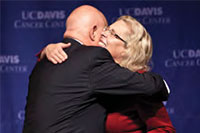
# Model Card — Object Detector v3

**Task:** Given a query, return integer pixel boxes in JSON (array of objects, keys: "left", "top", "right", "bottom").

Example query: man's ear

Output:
[{"left": 89, "top": 25, "right": 97, "bottom": 41}]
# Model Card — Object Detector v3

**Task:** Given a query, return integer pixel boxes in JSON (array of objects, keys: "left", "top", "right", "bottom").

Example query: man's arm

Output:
[
  {"left": 38, "top": 43, "right": 168, "bottom": 100},
  {"left": 90, "top": 47, "right": 169, "bottom": 101}
]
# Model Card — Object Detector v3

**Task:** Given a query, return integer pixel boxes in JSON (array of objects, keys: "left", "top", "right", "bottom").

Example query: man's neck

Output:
[
  {"left": 67, "top": 37, "right": 83, "bottom": 45},
  {"left": 64, "top": 32, "right": 90, "bottom": 46}
]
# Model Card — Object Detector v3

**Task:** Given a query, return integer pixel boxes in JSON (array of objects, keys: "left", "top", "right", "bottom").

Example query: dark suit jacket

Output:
[{"left": 23, "top": 38, "right": 168, "bottom": 133}]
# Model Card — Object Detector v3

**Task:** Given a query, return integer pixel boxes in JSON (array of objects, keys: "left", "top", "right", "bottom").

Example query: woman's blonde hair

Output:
[{"left": 118, "top": 16, "right": 153, "bottom": 72}]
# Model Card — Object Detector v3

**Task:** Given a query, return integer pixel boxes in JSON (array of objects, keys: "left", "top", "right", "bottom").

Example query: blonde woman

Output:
[
  {"left": 40, "top": 16, "right": 175, "bottom": 132},
  {"left": 101, "top": 16, "right": 175, "bottom": 133}
]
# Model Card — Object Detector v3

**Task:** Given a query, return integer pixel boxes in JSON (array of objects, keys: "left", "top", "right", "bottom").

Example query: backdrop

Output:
[{"left": 1, "top": 1, "right": 200, "bottom": 133}]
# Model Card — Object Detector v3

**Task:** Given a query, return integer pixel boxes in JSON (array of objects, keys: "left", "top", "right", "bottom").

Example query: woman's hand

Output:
[{"left": 41, "top": 43, "right": 71, "bottom": 64}]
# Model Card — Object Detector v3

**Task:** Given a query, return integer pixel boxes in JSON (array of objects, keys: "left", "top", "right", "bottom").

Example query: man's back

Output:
[
  {"left": 23, "top": 38, "right": 108, "bottom": 133},
  {"left": 23, "top": 38, "right": 168, "bottom": 133}
]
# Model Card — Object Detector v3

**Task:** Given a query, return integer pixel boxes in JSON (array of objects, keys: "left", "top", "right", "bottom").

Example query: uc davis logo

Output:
[
  {"left": 165, "top": 49, "right": 200, "bottom": 67},
  {"left": 0, "top": 55, "right": 27, "bottom": 73},
  {"left": 14, "top": 10, "right": 66, "bottom": 29},
  {"left": 112, "top": 7, "right": 171, "bottom": 25}
]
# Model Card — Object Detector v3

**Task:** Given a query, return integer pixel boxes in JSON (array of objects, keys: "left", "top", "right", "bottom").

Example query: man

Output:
[{"left": 23, "top": 5, "right": 168, "bottom": 133}]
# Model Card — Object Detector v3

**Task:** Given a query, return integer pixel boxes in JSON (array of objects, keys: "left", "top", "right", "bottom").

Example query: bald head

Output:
[{"left": 63, "top": 5, "right": 107, "bottom": 46}]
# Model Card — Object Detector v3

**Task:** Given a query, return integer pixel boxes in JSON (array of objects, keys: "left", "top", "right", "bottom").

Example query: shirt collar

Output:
[{"left": 73, "top": 38, "right": 84, "bottom": 45}]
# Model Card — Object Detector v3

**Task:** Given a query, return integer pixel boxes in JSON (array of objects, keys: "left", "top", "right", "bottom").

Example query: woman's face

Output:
[{"left": 99, "top": 20, "right": 130, "bottom": 63}]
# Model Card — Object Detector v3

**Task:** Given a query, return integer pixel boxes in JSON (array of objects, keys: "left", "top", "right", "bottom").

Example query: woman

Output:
[
  {"left": 41, "top": 15, "right": 175, "bottom": 132},
  {"left": 100, "top": 16, "right": 175, "bottom": 133}
]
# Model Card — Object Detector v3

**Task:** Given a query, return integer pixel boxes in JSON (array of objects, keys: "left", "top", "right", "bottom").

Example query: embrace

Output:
[{"left": 23, "top": 5, "right": 175, "bottom": 133}]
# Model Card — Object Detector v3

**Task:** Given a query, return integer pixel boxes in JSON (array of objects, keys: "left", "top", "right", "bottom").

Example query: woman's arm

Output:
[{"left": 135, "top": 98, "right": 176, "bottom": 133}]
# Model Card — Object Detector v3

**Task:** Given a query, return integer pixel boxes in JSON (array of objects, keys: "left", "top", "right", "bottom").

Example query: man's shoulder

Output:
[
  {"left": 73, "top": 46, "right": 115, "bottom": 68},
  {"left": 63, "top": 38, "right": 111, "bottom": 57},
  {"left": 73, "top": 45, "right": 112, "bottom": 59}
]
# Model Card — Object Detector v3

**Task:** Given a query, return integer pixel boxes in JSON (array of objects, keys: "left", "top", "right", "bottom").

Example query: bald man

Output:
[{"left": 23, "top": 5, "right": 168, "bottom": 133}]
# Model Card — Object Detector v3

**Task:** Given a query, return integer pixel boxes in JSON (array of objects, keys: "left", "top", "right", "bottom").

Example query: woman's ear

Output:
[{"left": 89, "top": 25, "right": 97, "bottom": 41}]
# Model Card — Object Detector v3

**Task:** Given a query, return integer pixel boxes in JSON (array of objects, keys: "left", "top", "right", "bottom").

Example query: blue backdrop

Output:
[{"left": 1, "top": 1, "right": 200, "bottom": 133}]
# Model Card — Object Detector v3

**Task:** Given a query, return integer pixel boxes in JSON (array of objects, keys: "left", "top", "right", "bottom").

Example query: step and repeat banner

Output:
[{"left": 1, "top": 1, "right": 200, "bottom": 133}]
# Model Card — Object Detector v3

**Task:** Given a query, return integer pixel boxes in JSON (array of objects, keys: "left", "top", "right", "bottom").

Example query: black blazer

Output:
[{"left": 23, "top": 38, "right": 168, "bottom": 133}]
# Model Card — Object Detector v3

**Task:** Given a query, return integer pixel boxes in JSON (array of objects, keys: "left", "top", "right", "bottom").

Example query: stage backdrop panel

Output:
[{"left": 1, "top": 1, "right": 200, "bottom": 133}]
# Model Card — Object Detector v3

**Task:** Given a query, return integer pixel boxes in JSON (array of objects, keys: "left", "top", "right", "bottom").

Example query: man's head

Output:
[{"left": 63, "top": 5, "right": 107, "bottom": 46}]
